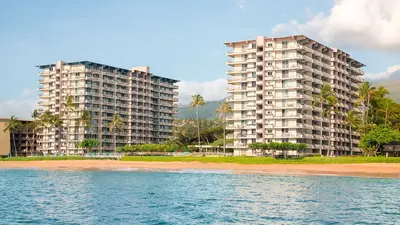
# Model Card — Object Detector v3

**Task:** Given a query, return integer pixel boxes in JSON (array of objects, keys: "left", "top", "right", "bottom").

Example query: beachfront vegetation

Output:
[
  {"left": 120, "top": 156, "right": 400, "bottom": 164},
  {"left": 77, "top": 139, "right": 100, "bottom": 153},
  {"left": 3, "top": 116, "right": 23, "bottom": 157},
  {"left": 249, "top": 142, "right": 308, "bottom": 158},
  {"left": 313, "top": 83, "right": 338, "bottom": 156},
  {"left": 78, "top": 110, "right": 92, "bottom": 137},
  {"left": 190, "top": 94, "right": 205, "bottom": 150},
  {"left": 216, "top": 102, "right": 233, "bottom": 154},
  {"left": 63, "top": 94, "right": 77, "bottom": 152},
  {"left": 359, "top": 126, "right": 400, "bottom": 156},
  {"left": 108, "top": 114, "right": 124, "bottom": 153},
  {"left": 0, "top": 156, "right": 111, "bottom": 161},
  {"left": 117, "top": 143, "right": 184, "bottom": 153},
  {"left": 349, "top": 82, "right": 400, "bottom": 156},
  {"left": 170, "top": 118, "right": 228, "bottom": 148}
]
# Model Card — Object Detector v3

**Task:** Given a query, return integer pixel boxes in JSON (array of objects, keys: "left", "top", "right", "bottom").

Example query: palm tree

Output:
[
  {"left": 52, "top": 114, "right": 63, "bottom": 154},
  {"left": 63, "top": 94, "right": 77, "bottom": 153},
  {"left": 216, "top": 102, "right": 232, "bottom": 154},
  {"left": 78, "top": 110, "right": 92, "bottom": 138},
  {"left": 379, "top": 98, "right": 394, "bottom": 127},
  {"left": 30, "top": 110, "right": 41, "bottom": 156},
  {"left": 4, "top": 116, "right": 22, "bottom": 157},
  {"left": 40, "top": 110, "right": 53, "bottom": 153},
  {"left": 324, "top": 95, "right": 338, "bottom": 156},
  {"left": 356, "top": 82, "right": 375, "bottom": 133},
  {"left": 108, "top": 113, "right": 124, "bottom": 153},
  {"left": 370, "top": 86, "right": 389, "bottom": 124},
  {"left": 190, "top": 94, "right": 205, "bottom": 151},
  {"left": 313, "top": 83, "right": 334, "bottom": 156},
  {"left": 343, "top": 110, "right": 360, "bottom": 155}
]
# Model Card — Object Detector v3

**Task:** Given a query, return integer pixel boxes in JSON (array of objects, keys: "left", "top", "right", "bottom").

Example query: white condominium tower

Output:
[
  {"left": 38, "top": 61, "right": 178, "bottom": 153},
  {"left": 225, "top": 35, "right": 364, "bottom": 156}
]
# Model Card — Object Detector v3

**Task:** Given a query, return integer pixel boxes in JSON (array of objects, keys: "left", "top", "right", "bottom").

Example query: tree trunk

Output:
[
  {"left": 12, "top": 132, "right": 17, "bottom": 157},
  {"left": 350, "top": 126, "right": 353, "bottom": 156},
  {"left": 223, "top": 126, "right": 226, "bottom": 154},
  {"left": 328, "top": 110, "right": 332, "bottom": 157},
  {"left": 385, "top": 107, "right": 388, "bottom": 126},
  {"left": 319, "top": 101, "right": 323, "bottom": 155},
  {"left": 66, "top": 120, "right": 69, "bottom": 155},
  {"left": 114, "top": 130, "right": 117, "bottom": 153},
  {"left": 366, "top": 95, "right": 370, "bottom": 125},
  {"left": 196, "top": 106, "right": 201, "bottom": 152}
]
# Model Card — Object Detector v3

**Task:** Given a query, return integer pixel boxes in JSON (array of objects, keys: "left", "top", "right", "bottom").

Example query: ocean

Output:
[{"left": 0, "top": 169, "right": 399, "bottom": 224}]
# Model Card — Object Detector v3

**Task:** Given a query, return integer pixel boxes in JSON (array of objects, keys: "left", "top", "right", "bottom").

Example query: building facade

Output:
[
  {"left": 0, "top": 118, "right": 37, "bottom": 157},
  {"left": 38, "top": 61, "right": 179, "bottom": 153},
  {"left": 225, "top": 35, "right": 364, "bottom": 156}
]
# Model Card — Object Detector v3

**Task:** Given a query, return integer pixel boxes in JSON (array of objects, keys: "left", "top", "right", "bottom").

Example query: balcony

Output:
[
  {"left": 227, "top": 77, "right": 247, "bottom": 83},
  {"left": 226, "top": 59, "right": 247, "bottom": 66},
  {"left": 275, "top": 113, "right": 304, "bottom": 119},
  {"left": 275, "top": 84, "right": 303, "bottom": 90}
]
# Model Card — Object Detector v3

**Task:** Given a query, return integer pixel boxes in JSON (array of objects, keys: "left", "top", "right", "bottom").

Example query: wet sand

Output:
[{"left": 1, "top": 160, "right": 400, "bottom": 178}]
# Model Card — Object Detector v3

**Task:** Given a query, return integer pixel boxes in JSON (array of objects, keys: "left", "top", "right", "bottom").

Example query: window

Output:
[
  {"left": 267, "top": 72, "right": 273, "bottom": 76},
  {"left": 267, "top": 62, "right": 272, "bottom": 66},
  {"left": 282, "top": 70, "right": 289, "bottom": 75},
  {"left": 267, "top": 52, "right": 272, "bottom": 56},
  {"left": 282, "top": 41, "right": 288, "bottom": 48},
  {"left": 251, "top": 43, "right": 256, "bottom": 49},
  {"left": 267, "top": 43, "right": 273, "bottom": 47},
  {"left": 282, "top": 60, "right": 289, "bottom": 68}
]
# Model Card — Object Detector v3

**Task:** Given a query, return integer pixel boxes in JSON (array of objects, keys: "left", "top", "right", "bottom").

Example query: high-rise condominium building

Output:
[
  {"left": 38, "top": 61, "right": 179, "bottom": 153},
  {"left": 225, "top": 35, "right": 364, "bottom": 156}
]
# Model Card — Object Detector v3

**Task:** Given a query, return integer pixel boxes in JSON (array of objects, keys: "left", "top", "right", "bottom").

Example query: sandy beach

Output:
[{"left": 1, "top": 160, "right": 400, "bottom": 178}]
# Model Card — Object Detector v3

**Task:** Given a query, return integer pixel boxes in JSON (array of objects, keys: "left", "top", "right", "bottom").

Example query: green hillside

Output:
[
  {"left": 371, "top": 80, "right": 400, "bottom": 103},
  {"left": 178, "top": 99, "right": 225, "bottom": 119}
]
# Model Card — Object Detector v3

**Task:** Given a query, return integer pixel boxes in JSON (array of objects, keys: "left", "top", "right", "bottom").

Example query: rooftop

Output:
[
  {"left": 37, "top": 61, "right": 180, "bottom": 83},
  {"left": 224, "top": 35, "right": 365, "bottom": 67}
]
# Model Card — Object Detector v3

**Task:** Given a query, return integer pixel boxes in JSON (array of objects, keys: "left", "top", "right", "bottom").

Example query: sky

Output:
[{"left": 0, "top": 0, "right": 399, "bottom": 119}]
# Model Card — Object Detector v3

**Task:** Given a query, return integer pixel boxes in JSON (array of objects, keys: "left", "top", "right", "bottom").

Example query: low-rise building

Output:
[{"left": 0, "top": 118, "right": 37, "bottom": 157}]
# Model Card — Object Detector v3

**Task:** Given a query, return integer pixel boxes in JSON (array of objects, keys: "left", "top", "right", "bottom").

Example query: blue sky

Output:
[{"left": 0, "top": 0, "right": 399, "bottom": 118}]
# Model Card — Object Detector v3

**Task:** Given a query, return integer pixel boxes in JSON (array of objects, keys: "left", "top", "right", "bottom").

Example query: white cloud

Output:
[
  {"left": 178, "top": 78, "right": 228, "bottom": 105},
  {"left": 272, "top": 0, "right": 400, "bottom": 50},
  {"left": 0, "top": 88, "right": 38, "bottom": 120},
  {"left": 0, "top": 99, "right": 37, "bottom": 120},
  {"left": 365, "top": 65, "right": 400, "bottom": 80},
  {"left": 238, "top": 0, "right": 246, "bottom": 10}
]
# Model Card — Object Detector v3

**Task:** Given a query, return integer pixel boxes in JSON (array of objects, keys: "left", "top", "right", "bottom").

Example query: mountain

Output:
[
  {"left": 370, "top": 80, "right": 400, "bottom": 102},
  {"left": 368, "top": 70, "right": 400, "bottom": 102},
  {"left": 177, "top": 99, "right": 224, "bottom": 119}
]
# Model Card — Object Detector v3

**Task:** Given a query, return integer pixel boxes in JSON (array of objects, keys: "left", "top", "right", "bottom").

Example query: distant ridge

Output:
[{"left": 177, "top": 99, "right": 225, "bottom": 119}]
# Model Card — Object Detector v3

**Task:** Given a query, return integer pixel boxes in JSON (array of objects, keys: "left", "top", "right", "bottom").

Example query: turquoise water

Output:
[{"left": 0, "top": 169, "right": 399, "bottom": 224}]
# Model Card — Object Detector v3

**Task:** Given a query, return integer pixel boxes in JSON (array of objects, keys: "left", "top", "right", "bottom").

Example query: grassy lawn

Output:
[
  {"left": 120, "top": 156, "right": 400, "bottom": 164},
  {"left": 2, "top": 156, "right": 400, "bottom": 164},
  {"left": 0, "top": 156, "right": 107, "bottom": 161}
]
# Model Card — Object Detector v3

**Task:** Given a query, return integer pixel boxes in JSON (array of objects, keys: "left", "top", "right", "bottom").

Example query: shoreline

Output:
[{"left": 1, "top": 160, "right": 400, "bottom": 178}]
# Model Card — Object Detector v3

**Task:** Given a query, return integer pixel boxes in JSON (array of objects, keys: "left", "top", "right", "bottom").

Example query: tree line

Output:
[
  {"left": 4, "top": 82, "right": 400, "bottom": 157},
  {"left": 249, "top": 142, "right": 308, "bottom": 158},
  {"left": 313, "top": 81, "right": 400, "bottom": 156},
  {"left": 4, "top": 94, "right": 125, "bottom": 156}
]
